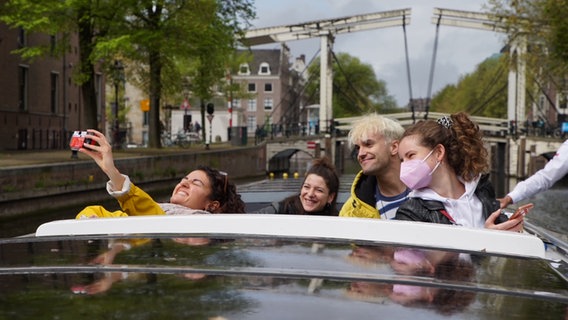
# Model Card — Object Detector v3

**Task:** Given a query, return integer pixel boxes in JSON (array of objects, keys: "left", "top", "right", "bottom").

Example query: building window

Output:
[
  {"left": 264, "top": 98, "right": 273, "bottom": 110},
  {"left": 259, "top": 62, "right": 271, "bottom": 75},
  {"left": 248, "top": 82, "right": 256, "bottom": 92},
  {"left": 17, "top": 28, "right": 26, "bottom": 48},
  {"left": 264, "top": 83, "right": 273, "bottom": 92},
  {"left": 238, "top": 63, "right": 250, "bottom": 75},
  {"left": 18, "top": 66, "right": 28, "bottom": 111},
  {"left": 233, "top": 98, "right": 241, "bottom": 109},
  {"left": 559, "top": 93, "right": 567, "bottom": 109},
  {"left": 50, "top": 72, "right": 59, "bottom": 114},
  {"left": 143, "top": 111, "right": 149, "bottom": 125},
  {"left": 247, "top": 116, "right": 256, "bottom": 134},
  {"left": 49, "top": 35, "right": 57, "bottom": 55},
  {"left": 248, "top": 99, "right": 256, "bottom": 112}
]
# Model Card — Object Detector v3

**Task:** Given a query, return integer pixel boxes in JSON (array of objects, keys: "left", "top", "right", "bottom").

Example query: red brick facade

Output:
[{"left": 0, "top": 25, "right": 103, "bottom": 150}]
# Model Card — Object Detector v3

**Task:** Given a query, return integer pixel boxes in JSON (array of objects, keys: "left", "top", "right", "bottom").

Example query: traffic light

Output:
[{"left": 206, "top": 103, "right": 214, "bottom": 115}]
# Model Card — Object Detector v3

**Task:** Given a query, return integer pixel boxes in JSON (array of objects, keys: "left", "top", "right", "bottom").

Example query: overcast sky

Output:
[{"left": 249, "top": 0, "right": 507, "bottom": 107}]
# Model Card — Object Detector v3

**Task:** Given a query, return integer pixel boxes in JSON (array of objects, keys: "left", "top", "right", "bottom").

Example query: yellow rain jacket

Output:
[{"left": 76, "top": 182, "right": 165, "bottom": 219}]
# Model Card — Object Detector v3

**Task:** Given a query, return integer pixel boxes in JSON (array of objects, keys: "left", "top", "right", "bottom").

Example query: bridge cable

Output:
[
  {"left": 267, "top": 48, "right": 321, "bottom": 128},
  {"left": 332, "top": 83, "right": 365, "bottom": 115},
  {"left": 525, "top": 90, "right": 551, "bottom": 128},
  {"left": 528, "top": 72, "right": 561, "bottom": 115},
  {"left": 402, "top": 14, "right": 415, "bottom": 123},
  {"left": 425, "top": 14, "right": 442, "bottom": 120},
  {"left": 469, "top": 83, "right": 507, "bottom": 116},
  {"left": 467, "top": 59, "right": 507, "bottom": 115},
  {"left": 269, "top": 48, "right": 320, "bottom": 118},
  {"left": 525, "top": 73, "right": 561, "bottom": 128},
  {"left": 330, "top": 49, "right": 373, "bottom": 114}
]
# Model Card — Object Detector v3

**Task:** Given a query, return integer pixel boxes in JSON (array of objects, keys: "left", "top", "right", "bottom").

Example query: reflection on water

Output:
[
  {"left": 0, "top": 234, "right": 566, "bottom": 318},
  {"left": 0, "top": 197, "right": 124, "bottom": 238},
  {"left": 519, "top": 187, "right": 568, "bottom": 241}
]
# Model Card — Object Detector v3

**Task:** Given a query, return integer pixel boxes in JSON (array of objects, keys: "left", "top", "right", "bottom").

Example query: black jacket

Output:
[
  {"left": 256, "top": 196, "right": 338, "bottom": 216},
  {"left": 395, "top": 174, "right": 508, "bottom": 225}
]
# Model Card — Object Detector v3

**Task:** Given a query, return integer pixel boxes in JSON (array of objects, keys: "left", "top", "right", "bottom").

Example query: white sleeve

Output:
[
  {"left": 508, "top": 140, "right": 568, "bottom": 203},
  {"left": 106, "top": 174, "right": 132, "bottom": 198}
]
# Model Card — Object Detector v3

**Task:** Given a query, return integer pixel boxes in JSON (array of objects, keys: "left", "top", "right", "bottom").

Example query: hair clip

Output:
[{"left": 437, "top": 116, "right": 453, "bottom": 129}]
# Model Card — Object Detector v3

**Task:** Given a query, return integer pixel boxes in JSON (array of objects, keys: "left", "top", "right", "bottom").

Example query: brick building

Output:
[
  {"left": 232, "top": 45, "right": 307, "bottom": 138},
  {"left": 0, "top": 25, "right": 104, "bottom": 150}
]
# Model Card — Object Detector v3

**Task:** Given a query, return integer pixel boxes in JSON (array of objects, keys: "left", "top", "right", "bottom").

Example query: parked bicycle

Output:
[{"left": 174, "top": 130, "right": 201, "bottom": 148}]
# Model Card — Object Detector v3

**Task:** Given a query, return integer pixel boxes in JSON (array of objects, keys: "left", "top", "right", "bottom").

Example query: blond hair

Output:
[{"left": 348, "top": 113, "right": 405, "bottom": 147}]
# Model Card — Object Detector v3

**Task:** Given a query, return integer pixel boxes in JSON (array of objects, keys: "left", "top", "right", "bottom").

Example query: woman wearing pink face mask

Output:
[{"left": 394, "top": 112, "right": 523, "bottom": 232}]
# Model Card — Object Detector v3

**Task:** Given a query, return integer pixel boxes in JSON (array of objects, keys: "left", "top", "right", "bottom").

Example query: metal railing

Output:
[{"left": 335, "top": 112, "right": 509, "bottom": 137}]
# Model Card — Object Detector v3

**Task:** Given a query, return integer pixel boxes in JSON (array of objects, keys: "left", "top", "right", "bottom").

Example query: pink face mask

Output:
[{"left": 400, "top": 149, "right": 440, "bottom": 190}]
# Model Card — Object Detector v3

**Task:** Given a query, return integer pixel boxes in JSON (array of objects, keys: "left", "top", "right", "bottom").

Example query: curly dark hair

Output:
[
  {"left": 197, "top": 165, "right": 245, "bottom": 213},
  {"left": 401, "top": 112, "right": 488, "bottom": 182}
]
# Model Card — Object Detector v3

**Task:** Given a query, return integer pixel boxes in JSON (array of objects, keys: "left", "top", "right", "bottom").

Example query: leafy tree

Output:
[
  {"left": 97, "top": 0, "right": 255, "bottom": 148},
  {"left": 431, "top": 54, "right": 509, "bottom": 118},
  {"left": 305, "top": 52, "right": 397, "bottom": 118},
  {"left": 1, "top": 0, "right": 255, "bottom": 148},
  {"left": 487, "top": 0, "right": 568, "bottom": 90}
]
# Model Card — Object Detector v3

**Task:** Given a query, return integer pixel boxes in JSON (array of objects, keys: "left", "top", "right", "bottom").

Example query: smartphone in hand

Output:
[{"left": 507, "top": 203, "right": 534, "bottom": 220}]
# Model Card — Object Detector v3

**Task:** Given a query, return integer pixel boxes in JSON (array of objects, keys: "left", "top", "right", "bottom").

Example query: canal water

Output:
[
  {"left": 1, "top": 159, "right": 566, "bottom": 241},
  {"left": 520, "top": 185, "right": 568, "bottom": 242}
]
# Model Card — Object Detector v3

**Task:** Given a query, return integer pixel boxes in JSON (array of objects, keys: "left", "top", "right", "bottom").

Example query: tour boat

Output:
[{"left": 0, "top": 209, "right": 566, "bottom": 319}]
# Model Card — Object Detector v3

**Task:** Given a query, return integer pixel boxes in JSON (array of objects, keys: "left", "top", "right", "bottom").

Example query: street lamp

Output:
[
  {"left": 112, "top": 60, "right": 125, "bottom": 149},
  {"left": 182, "top": 77, "right": 191, "bottom": 132},
  {"left": 206, "top": 102, "right": 214, "bottom": 149}
]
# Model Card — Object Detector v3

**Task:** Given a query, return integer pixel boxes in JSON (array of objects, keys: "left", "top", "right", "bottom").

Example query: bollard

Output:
[
  {"left": 269, "top": 172, "right": 274, "bottom": 180},
  {"left": 282, "top": 172, "right": 288, "bottom": 179},
  {"left": 88, "top": 175, "right": 94, "bottom": 183},
  {"left": 293, "top": 172, "right": 299, "bottom": 179}
]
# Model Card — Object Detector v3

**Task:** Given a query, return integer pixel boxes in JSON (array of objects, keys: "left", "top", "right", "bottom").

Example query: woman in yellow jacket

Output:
[
  {"left": 76, "top": 129, "right": 245, "bottom": 219},
  {"left": 71, "top": 130, "right": 245, "bottom": 294}
]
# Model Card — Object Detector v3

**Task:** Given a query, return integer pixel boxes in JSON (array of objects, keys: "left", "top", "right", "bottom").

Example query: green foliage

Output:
[
  {"left": 305, "top": 52, "right": 397, "bottom": 118},
  {"left": 431, "top": 54, "right": 508, "bottom": 118},
  {"left": 107, "top": 0, "right": 255, "bottom": 148},
  {"left": 0, "top": 0, "right": 256, "bottom": 147},
  {"left": 487, "top": 0, "right": 568, "bottom": 84}
]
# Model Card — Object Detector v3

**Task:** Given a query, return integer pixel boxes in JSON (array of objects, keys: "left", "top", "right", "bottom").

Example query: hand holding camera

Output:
[
  {"left": 71, "top": 129, "right": 126, "bottom": 191},
  {"left": 69, "top": 131, "right": 93, "bottom": 151}
]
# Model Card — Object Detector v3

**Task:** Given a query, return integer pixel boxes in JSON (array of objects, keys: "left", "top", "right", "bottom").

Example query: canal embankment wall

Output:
[{"left": 0, "top": 145, "right": 267, "bottom": 218}]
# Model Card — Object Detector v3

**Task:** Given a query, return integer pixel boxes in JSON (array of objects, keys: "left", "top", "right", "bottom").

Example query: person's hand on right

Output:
[{"left": 498, "top": 195, "right": 513, "bottom": 209}]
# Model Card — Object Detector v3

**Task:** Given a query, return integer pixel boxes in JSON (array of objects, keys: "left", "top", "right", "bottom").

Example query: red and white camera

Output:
[{"left": 69, "top": 131, "right": 92, "bottom": 151}]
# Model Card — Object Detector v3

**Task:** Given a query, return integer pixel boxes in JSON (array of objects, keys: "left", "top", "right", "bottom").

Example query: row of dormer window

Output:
[{"left": 239, "top": 62, "right": 272, "bottom": 75}]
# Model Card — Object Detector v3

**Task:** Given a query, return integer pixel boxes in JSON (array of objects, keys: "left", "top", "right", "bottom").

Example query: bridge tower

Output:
[
  {"left": 431, "top": 8, "right": 527, "bottom": 133},
  {"left": 243, "top": 9, "right": 411, "bottom": 135}
]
